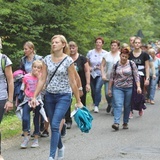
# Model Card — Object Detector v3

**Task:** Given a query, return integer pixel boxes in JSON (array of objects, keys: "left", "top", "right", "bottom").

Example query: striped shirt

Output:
[{"left": 110, "top": 60, "right": 140, "bottom": 88}]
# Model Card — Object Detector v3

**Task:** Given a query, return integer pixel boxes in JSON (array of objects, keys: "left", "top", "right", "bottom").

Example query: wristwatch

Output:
[{"left": 78, "top": 87, "right": 83, "bottom": 91}]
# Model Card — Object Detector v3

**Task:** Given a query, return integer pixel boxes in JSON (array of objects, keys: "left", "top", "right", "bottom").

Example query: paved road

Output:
[{"left": 2, "top": 90, "right": 160, "bottom": 160}]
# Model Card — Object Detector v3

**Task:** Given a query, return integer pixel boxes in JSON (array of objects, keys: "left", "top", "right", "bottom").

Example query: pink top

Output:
[
  {"left": 156, "top": 53, "right": 160, "bottom": 59},
  {"left": 23, "top": 73, "right": 38, "bottom": 98},
  {"left": 13, "top": 69, "right": 25, "bottom": 78}
]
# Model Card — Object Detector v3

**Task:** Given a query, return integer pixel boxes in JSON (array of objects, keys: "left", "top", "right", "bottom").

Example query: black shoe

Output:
[
  {"left": 40, "top": 122, "right": 45, "bottom": 132},
  {"left": 123, "top": 123, "right": 129, "bottom": 129},
  {"left": 41, "top": 130, "right": 49, "bottom": 137},
  {"left": 66, "top": 122, "right": 72, "bottom": 129},
  {"left": 21, "top": 131, "right": 30, "bottom": 137},
  {"left": 106, "top": 104, "right": 112, "bottom": 113},
  {"left": 112, "top": 123, "right": 119, "bottom": 131},
  {"left": 31, "top": 133, "right": 34, "bottom": 137},
  {"left": 31, "top": 132, "right": 41, "bottom": 137},
  {"left": 61, "top": 123, "right": 67, "bottom": 137}
]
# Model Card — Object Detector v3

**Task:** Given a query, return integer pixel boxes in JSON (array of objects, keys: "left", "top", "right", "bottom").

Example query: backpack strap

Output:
[
  {"left": 1, "top": 54, "right": 7, "bottom": 73},
  {"left": 114, "top": 60, "right": 134, "bottom": 79},
  {"left": 129, "top": 60, "right": 135, "bottom": 80},
  {"left": 113, "top": 61, "right": 119, "bottom": 79}
]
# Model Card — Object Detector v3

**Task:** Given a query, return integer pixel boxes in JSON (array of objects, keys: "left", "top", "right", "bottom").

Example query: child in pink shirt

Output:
[{"left": 17, "top": 60, "right": 46, "bottom": 149}]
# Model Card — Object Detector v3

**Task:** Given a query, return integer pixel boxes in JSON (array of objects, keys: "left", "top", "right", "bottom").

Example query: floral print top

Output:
[{"left": 44, "top": 55, "right": 73, "bottom": 94}]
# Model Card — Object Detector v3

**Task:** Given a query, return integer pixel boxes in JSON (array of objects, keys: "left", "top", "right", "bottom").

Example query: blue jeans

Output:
[
  {"left": 45, "top": 92, "right": 71, "bottom": 158},
  {"left": 147, "top": 76, "right": 159, "bottom": 100},
  {"left": 104, "top": 81, "right": 112, "bottom": 106},
  {"left": 90, "top": 76, "right": 103, "bottom": 107},
  {"left": 22, "top": 102, "right": 40, "bottom": 135},
  {"left": 112, "top": 86, "right": 132, "bottom": 124}
]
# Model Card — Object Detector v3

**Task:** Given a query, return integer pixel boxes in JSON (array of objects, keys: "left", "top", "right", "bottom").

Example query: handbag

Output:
[{"left": 48, "top": 56, "right": 67, "bottom": 84}]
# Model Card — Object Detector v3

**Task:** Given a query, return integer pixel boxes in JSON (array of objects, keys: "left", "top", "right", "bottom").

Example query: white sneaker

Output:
[
  {"left": 31, "top": 139, "right": 39, "bottom": 148},
  {"left": 94, "top": 106, "right": 99, "bottom": 113},
  {"left": 129, "top": 112, "right": 133, "bottom": 119},
  {"left": 20, "top": 137, "right": 29, "bottom": 149},
  {"left": 57, "top": 145, "right": 65, "bottom": 160},
  {"left": 48, "top": 157, "right": 54, "bottom": 160}
]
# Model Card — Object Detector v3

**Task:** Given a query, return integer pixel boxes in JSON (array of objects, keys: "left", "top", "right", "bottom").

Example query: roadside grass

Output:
[
  {"left": 1, "top": 109, "right": 21, "bottom": 139},
  {"left": 71, "top": 92, "right": 93, "bottom": 111},
  {"left": 1, "top": 88, "right": 105, "bottom": 140}
]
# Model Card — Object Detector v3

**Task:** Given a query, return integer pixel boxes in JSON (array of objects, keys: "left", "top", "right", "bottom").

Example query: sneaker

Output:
[
  {"left": 112, "top": 123, "right": 119, "bottom": 131},
  {"left": 21, "top": 131, "right": 30, "bottom": 137},
  {"left": 66, "top": 122, "right": 72, "bottom": 129},
  {"left": 57, "top": 146, "right": 65, "bottom": 160},
  {"left": 123, "top": 123, "right": 129, "bottom": 129},
  {"left": 94, "top": 106, "right": 99, "bottom": 113},
  {"left": 145, "top": 99, "right": 150, "bottom": 103},
  {"left": 31, "top": 139, "right": 39, "bottom": 148},
  {"left": 31, "top": 133, "right": 34, "bottom": 138},
  {"left": 20, "top": 137, "right": 29, "bottom": 149},
  {"left": 48, "top": 157, "right": 54, "bottom": 160},
  {"left": 61, "top": 123, "right": 67, "bottom": 138},
  {"left": 41, "top": 130, "right": 49, "bottom": 137},
  {"left": 129, "top": 111, "right": 133, "bottom": 119},
  {"left": 106, "top": 104, "right": 112, "bottom": 113},
  {"left": 139, "top": 110, "right": 143, "bottom": 116},
  {"left": 31, "top": 132, "right": 41, "bottom": 138},
  {"left": 150, "top": 100, "right": 155, "bottom": 105}
]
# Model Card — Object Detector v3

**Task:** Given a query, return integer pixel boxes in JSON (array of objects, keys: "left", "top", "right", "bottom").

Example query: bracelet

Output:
[
  {"left": 7, "top": 99, "right": 13, "bottom": 103},
  {"left": 78, "top": 87, "right": 83, "bottom": 91}
]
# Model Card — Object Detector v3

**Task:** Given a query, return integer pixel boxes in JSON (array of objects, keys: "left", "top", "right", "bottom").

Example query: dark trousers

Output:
[
  {"left": 65, "top": 99, "right": 72, "bottom": 124},
  {"left": 0, "top": 100, "right": 6, "bottom": 155},
  {"left": 65, "top": 88, "right": 87, "bottom": 123}
]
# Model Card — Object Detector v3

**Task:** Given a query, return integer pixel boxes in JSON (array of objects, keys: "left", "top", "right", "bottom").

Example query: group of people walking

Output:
[
  {"left": 88, "top": 36, "right": 160, "bottom": 131},
  {"left": 0, "top": 35, "right": 160, "bottom": 160}
]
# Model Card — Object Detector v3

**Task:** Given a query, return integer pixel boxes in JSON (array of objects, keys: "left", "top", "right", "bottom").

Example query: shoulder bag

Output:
[{"left": 48, "top": 56, "right": 67, "bottom": 84}]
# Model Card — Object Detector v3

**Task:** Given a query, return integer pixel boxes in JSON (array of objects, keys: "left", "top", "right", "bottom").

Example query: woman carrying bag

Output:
[{"left": 108, "top": 48, "right": 141, "bottom": 131}]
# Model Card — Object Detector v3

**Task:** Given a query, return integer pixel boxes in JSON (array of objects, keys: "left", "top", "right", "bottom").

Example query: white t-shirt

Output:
[
  {"left": 86, "top": 49, "right": 108, "bottom": 78},
  {"left": 102, "top": 51, "right": 120, "bottom": 80},
  {"left": 0, "top": 54, "right": 12, "bottom": 100}
]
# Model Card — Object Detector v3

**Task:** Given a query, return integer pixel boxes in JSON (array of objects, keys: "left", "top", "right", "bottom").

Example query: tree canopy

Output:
[{"left": 0, "top": 0, "right": 159, "bottom": 69}]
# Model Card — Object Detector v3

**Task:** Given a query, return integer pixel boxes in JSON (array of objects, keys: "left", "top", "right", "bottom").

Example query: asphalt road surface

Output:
[{"left": 2, "top": 90, "right": 160, "bottom": 160}]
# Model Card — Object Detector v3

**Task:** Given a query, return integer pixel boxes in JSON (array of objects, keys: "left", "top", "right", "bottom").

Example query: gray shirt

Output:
[
  {"left": 0, "top": 54, "right": 12, "bottom": 100},
  {"left": 102, "top": 51, "right": 120, "bottom": 80}
]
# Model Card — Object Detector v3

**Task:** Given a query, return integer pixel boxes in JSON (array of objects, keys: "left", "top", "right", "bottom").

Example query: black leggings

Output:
[
  {"left": 0, "top": 100, "right": 6, "bottom": 155},
  {"left": 0, "top": 100, "right": 6, "bottom": 124}
]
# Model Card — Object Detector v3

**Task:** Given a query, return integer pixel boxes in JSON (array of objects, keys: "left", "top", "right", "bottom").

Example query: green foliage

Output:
[
  {"left": 1, "top": 110, "right": 21, "bottom": 139},
  {"left": 0, "top": 0, "right": 160, "bottom": 69}
]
